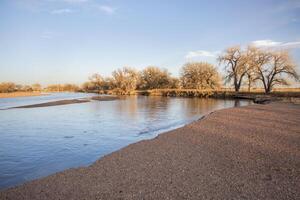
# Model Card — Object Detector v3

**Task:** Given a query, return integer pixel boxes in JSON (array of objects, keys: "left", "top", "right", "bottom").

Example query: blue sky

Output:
[{"left": 0, "top": 0, "right": 300, "bottom": 85}]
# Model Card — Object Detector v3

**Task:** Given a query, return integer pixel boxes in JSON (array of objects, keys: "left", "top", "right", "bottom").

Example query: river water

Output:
[{"left": 0, "top": 93, "right": 252, "bottom": 189}]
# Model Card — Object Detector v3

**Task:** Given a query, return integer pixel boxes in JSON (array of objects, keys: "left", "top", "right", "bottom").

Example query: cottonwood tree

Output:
[
  {"left": 62, "top": 84, "right": 79, "bottom": 92},
  {"left": 139, "top": 66, "right": 173, "bottom": 89},
  {"left": 169, "top": 77, "right": 180, "bottom": 89},
  {"left": 243, "top": 46, "right": 261, "bottom": 92},
  {"left": 180, "top": 62, "right": 220, "bottom": 89},
  {"left": 22, "top": 85, "right": 33, "bottom": 92},
  {"left": 32, "top": 83, "right": 42, "bottom": 91},
  {"left": 252, "top": 49, "right": 299, "bottom": 93},
  {"left": 245, "top": 70, "right": 256, "bottom": 92},
  {"left": 46, "top": 84, "right": 79, "bottom": 92},
  {"left": 0, "top": 82, "right": 16, "bottom": 93},
  {"left": 218, "top": 46, "right": 249, "bottom": 92},
  {"left": 88, "top": 73, "right": 104, "bottom": 91},
  {"left": 112, "top": 67, "right": 139, "bottom": 91}
]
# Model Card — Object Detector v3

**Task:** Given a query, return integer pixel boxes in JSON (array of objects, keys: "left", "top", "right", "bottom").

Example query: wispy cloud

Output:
[
  {"left": 185, "top": 50, "right": 220, "bottom": 59},
  {"left": 275, "top": 0, "right": 300, "bottom": 12},
  {"left": 50, "top": 8, "right": 74, "bottom": 14},
  {"left": 41, "top": 31, "right": 60, "bottom": 39},
  {"left": 97, "top": 5, "right": 116, "bottom": 15},
  {"left": 251, "top": 40, "right": 300, "bottom": 49},
  {"left": 62, "top": 0, "right": 89, "bottom": 3}
]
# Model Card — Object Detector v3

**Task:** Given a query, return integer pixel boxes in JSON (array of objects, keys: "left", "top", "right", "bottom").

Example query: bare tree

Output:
[
  {"left": 46, "top": 84, "right": 79, "bottom": 92},
  {"left": 245, "top": 71, "right": 256, "bottom": 92},
  {"left": 139, "top": 66, "right": 173, "bottom": 89},
  {"left": 0, "top": 82, "right": 16, "bottom": 93},
  {"left": 112, "top": 67, "right": 139, "bottom": 91},
  {"left": 82, "top": 82, "right": 94, "bottom": 92},
  {"left": 218, "top": 46, "right": 249, "bottom": 92},
  {"left": 62, "top": 84, "right": 79, "bottom": 92},
  {"left": 243, "top": 46, "right": 261, "bottom": 92},
  {"left": 169, "top": 77, "right": 180, "bottom": 89},
  {"left": 32, "top": 83, "right": 42, "bottom": 92},
  {"left": 88, "top": 73, "right": 104, "bottom": 91},
  {"left": 252, "top": 49, "right": 299, "bottom": 93},
  {"left": 180, "top": 62, "right": 220, "bottom": 89}
]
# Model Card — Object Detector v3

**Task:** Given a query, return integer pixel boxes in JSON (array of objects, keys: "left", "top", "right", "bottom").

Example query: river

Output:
[{"left": 0, "top": 93, "right": 252, "bottom": 189}]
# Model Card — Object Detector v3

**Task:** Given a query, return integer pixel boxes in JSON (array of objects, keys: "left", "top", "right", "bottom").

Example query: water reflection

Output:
[{"left": 0, "top": 94, "right": 252, "bottom": 189}]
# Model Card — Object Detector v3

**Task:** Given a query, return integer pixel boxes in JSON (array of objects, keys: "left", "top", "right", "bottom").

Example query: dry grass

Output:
[
  {"left": 0, "top": 92, "right": 45, "bottom": 98},
  {"left": 104, "top": 88, "right": 300, "bottom": 99}
]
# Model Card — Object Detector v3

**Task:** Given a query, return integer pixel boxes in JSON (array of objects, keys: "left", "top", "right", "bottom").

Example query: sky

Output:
[{"left": 0, "top": 0, "right": 300, "bottom": 85}]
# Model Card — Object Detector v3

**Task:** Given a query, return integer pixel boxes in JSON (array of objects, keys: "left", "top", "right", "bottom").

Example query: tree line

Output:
[
  {"left": 0, "top": 83, "right": 79, "bottom": 93},
  {"left": 81, "top": 63, "right": 220, "bottom": 93},
  {"left": 83, "top": 45, "right": 298, "bottom": 94},
  {"left": 1, "top": 45, "right": 298, "bottom": 94},
  {"left": 0, "top": 82, "right": 42, "bottom": 93}
]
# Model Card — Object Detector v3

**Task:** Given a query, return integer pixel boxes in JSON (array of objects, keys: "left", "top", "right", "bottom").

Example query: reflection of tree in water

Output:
[
  {"left": 112, "top": 96, "right": 171, "bottom": 121},
  {"left": 234, "top": 100, "right": 241, "bottom": 107},
  {"left": 181, "top": 98, "right": 221, "bottom": 118},
  {"left": 90, "top": 96, "right": 248, "bottom": 127},
  {"left": 143, "top": 96, "right": 170, "bottom": 121},
  {"left": 114, "top": 96, "right": 138, "bottom": 119}
]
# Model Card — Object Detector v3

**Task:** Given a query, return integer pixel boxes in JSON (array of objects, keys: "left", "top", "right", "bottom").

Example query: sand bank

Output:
[
  {"left": 10, "top": 96, "right": 119, "bottom": 109},
  {"left": 1, "top": 103, "right": 299, "bottom": 199},
  {"left": 12, "top": 99, "right": 90, "bottom": 108}
]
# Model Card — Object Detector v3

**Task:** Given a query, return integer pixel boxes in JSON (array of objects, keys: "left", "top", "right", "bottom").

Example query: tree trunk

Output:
[
  {"left": 248, "top": 80, "right": 251, "bottom": 92},
  {"left": 234, "top": 78, "right": 239, "bottom": 92},
  {"left": 235, "top": 85, "right": 239, "bottom": 92},
  {"left": 265, "top": 85, "right": 271, "bottom": 94}
]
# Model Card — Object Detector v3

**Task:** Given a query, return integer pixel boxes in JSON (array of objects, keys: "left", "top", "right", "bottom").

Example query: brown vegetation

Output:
[
  {"left": 45, "top": 84, "right": 79, "bottom": 92},
  {"left": 180, "top": 62, "right": 220, "bottom": 89},
  {"left": 0, "top": 82, "right": 41, "bottom": 93},
  {"left": 0, "top": 92, "right": 44, "bottom": 98},
  {"left": 138, "top": 66, "right": 176, "bottom": 90}
]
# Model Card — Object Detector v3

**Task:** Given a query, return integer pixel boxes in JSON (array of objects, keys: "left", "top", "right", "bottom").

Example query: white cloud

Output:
[
  {"left": 280, "top": 41, "right": 300, "bottom": 48},
  {"left": 251, "top": 40, "right": 300, "bottom": 49},
  {"left": 251, "top": 40, "right": 281, "bottom": 47},
  {"left": 185, "top": 50, "right": 219, "bottom": 59},
  {"left": 50, "top": 8, "right": 74, "bottom": 14},
  {"left": 98, "top": 5, "right": 116, "bottom": 15}
]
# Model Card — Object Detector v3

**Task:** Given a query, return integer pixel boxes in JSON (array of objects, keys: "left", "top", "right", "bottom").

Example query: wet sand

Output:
[
  {"left": 11, "top": 96, "right": 119, "bottom": 109},
  {"left": 0, "top": 103, "right": 299, "bottom": 199}
]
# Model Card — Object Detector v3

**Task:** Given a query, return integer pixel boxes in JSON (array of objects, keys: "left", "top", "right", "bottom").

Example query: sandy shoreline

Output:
[{"left": 0, "top": 103, "right": 299, "bottom": 199}]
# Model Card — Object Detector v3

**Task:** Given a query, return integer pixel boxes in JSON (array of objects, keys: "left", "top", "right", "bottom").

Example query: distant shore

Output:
[
  {"left": 1, "top": 102, "right": 299, "bottom": 199},
  {"left": 0, "top": 92, "right": 45, "bottom": 98}
]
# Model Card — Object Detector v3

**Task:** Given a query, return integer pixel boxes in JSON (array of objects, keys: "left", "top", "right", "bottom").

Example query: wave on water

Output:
[{"left": 137, "top": 120, "right": 196, "bottom": 137}]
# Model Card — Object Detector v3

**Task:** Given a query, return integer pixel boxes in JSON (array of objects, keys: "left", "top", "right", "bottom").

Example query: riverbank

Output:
[
  {"left": 1, "top": 102, "right": 299, "bottom": 199},
  {"left": 102, "top": 89, "right": 300, "bottom": 99},
  {"left": 0, "top": 92, "right": 45, "bottom": 98}
]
